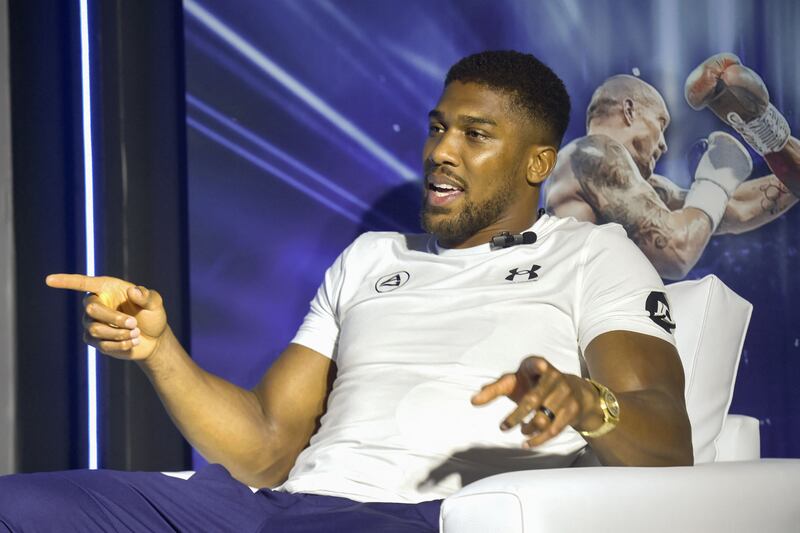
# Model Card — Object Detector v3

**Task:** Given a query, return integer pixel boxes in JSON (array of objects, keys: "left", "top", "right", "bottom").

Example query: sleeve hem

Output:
[{"left": 579, "top": 321, "right": 676, "bottom": 354}]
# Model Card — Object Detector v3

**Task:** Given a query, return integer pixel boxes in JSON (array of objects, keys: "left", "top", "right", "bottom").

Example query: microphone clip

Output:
[{"left": 491, "top": 231, "right": 537, "bottom": 249}]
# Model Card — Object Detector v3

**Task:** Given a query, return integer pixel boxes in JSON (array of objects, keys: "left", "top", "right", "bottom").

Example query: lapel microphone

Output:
[
  {"left": 491, "top": 231, "right": 537, "bottom": 249},
  {"left": 490, "top": 209, "right": 544, "bottom": 249}
]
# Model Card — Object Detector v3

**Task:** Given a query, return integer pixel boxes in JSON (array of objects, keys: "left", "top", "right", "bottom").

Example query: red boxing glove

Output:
[{"left": 685, "top": 53, "right": 790, "bottom": 155}]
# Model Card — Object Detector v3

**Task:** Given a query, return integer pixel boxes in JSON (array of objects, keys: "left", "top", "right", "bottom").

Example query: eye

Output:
[
  {"left": 466, "top": 129, "right": 488, "bottom": 141},
  {"left": 428, "top": 123, "right": 444, "bottom": 136}
]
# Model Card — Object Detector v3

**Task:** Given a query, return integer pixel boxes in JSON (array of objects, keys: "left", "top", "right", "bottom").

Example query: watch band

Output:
[{"left": 579, "top": 378, "right": 620, "bottom": 438}]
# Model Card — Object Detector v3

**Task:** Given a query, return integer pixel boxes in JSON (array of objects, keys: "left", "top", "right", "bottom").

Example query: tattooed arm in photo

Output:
[
  {"left": 648, "top": 173, "right": 798, "bottom": 235},
  {"left": 570, "top": 135, "right": 715, "bottom": 280}
]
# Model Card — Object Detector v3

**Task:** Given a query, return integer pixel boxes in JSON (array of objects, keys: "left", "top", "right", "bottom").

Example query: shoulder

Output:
[
  {"left": 341, "top": 231, "right": 430, "bottom": 259},
  {"left": 560, "top": 134, "right": 639, "bottom": 188},
  {"left": 543, "top": 216, "right": 640, "bottom": 260},
  {"left": 563, "top": 134, "right": 628, "bottom": 160}
]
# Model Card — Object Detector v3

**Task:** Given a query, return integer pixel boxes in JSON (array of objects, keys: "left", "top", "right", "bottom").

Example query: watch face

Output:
[{"left": 604, "top": 391, "right": 620, "bottom": 418}]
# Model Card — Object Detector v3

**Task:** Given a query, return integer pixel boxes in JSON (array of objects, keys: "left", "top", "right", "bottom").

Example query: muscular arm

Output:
[
  {"left": 649, "top": 172, "right": 797, "bottom": 235},
  {"left": 722, "top": 137, "right": 800, "bottom": 232},
  {"left": 141, "top": 335, "right": 334, "bottom": 488},
  {"left": 571, "top": 135, "right": 713, "bottom": 279},
  {"left": 473, "top": 331, "right": 692, "bottom": 466},
  {"left": 717, "top": 174, "right": 797, "bottom": 234},
  {"left": 47, "top": 274, "right": 335, "bottom": 488},
  {"left": 579, "top": 331, "right": 692, "bottom": 466}
]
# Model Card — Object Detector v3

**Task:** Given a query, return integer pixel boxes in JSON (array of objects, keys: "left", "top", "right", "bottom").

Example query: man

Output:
[
  {"left": 0, "top": 51, "right": 692, "bottom": 532},
  {"left": 545, "top": 69, "right": 798, "bottom": 280}
]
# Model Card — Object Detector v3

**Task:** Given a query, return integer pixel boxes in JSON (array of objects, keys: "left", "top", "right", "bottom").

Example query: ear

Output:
[
  {"left": 526, "top": 146, "right": 558, "bottom": 186},
  {"left": 622, "top": 98, "right": 635, "bottom": 126}
]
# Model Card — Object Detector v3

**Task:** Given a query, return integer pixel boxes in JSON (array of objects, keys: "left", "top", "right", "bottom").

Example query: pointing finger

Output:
[
  {"left": 46, "top": 274, "right": 108, "bottom": 294},
  {"left": 471, "top": 374, "right": 517, "bottom": 405}
]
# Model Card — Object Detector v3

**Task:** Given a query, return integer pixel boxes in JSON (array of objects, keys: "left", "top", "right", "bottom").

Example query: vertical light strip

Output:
[{"left": 79, "top": 0, "right": 98, "bottom": 470}]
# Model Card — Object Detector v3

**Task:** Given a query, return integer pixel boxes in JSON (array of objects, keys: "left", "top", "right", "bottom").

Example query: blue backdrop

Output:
[{"left": 183, "top": 0, "right": 800, "bottom": 465}]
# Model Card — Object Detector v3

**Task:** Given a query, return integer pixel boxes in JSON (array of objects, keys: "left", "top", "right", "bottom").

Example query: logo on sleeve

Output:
[
  {"left": 375, "top": 271, "right": 410, "bottom": 293},
  {"left": 646, "top": 291, "right": 676, "bottom": 333}
]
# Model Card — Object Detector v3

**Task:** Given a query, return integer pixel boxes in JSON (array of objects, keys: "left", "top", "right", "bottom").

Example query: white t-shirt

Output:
[{"left": 281, "top": 215, "right": 675, "bottom": 503}]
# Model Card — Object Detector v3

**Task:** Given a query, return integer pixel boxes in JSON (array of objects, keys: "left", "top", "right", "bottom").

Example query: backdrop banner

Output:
[{"left": 184, "top": 0, "right": 800, "bottom": 466}]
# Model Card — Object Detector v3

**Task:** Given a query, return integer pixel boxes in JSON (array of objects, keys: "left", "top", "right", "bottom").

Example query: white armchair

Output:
[{"left": 440, "top": 275, "right": 800, "bottom": 533}]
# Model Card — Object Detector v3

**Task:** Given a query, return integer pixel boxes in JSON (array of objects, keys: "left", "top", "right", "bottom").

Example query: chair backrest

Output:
[{"left": 665, "top": 275, "right": 753, "bottom": 463}]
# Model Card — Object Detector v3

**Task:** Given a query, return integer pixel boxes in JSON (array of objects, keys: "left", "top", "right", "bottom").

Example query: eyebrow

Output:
[{"left": 428, "top": 110, "right": 498, "bottom": 127}]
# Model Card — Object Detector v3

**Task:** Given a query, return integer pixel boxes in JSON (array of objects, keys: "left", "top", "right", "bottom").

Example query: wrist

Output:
[
  {"left": 576, "top": 378, "right": 621, "bottom": 438},
  {"left": 567, "top": 375, "right": 605, "bottom": 433},
  {"left": 729, "top": 103, "right": 791, "bottom": 155},
  {"left": 684, "top": 179, "right": 729, "bottom": 231},
  {"left": 137, "top": 325, "right": 175, "bottom": 372}
]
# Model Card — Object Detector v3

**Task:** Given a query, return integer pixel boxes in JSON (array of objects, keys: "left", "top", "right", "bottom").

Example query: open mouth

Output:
[{"left": 426, "top": 181, "right": 465, "bottom": 206}]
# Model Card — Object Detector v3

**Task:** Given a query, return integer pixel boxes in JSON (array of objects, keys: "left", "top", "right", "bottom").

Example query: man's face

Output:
[
  {"left": 421, "top": 82, "right": 531, "bottom": 246},
  {"left": 624, "top": 97, "right": 670, "bottom": 179}
]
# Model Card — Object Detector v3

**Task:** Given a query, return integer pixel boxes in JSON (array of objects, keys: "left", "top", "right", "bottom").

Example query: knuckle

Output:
[{"left": 524, "top": 393, "right": 541, "bottom": 407}]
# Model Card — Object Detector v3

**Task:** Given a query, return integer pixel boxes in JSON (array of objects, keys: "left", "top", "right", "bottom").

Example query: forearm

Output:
[
  {"left": 138, "top": 327, "right": 288, "bottom": 486},
  {"left": 575, "top": 381, "right": 693, "bottom": 466},
  {"left": 764, "top": 137, "right": 800, "bottom": 198},
  {"left": 635, "top": 208, "right": 712, "bottom": 280},
  {"left": 717, "top": 174, "right": 797, "bottom": 235}
]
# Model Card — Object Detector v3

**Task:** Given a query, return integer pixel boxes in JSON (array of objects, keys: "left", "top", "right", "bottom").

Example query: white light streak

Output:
[
  {"left": 183, "top": 0, "right": 417, "bottom": 182},
  {"left": 79, "top": 0, "right": 98, "bottom": 470}
]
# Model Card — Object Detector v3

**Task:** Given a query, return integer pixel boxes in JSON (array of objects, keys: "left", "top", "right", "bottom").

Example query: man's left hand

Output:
[{"left": 471, "top": 356, "right": 602, "bottom": 448}]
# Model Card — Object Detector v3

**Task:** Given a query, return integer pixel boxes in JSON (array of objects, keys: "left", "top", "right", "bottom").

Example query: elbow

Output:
[
  {"left": 653, "top": 253, "right": 695, "bottom": 281},
  {"left": 651, "top": 234, "right": 699, "bottom": 280},
  {"left": 662, "top": 409, "right": 695, "bottom": 467},
  {"left": 665, "top": 441, "right": 694, "bottom": 467}
]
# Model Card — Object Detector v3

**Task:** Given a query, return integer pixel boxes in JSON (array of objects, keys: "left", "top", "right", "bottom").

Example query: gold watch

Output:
[{"left": 579, "top": 379, "right": 620, "bottom": 438}]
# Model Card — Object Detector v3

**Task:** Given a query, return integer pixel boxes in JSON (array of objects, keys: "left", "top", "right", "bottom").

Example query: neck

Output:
[
  {"left": 587, "top": 120, "right": 625, "bottom": 143},
  {"left": 438, "top": 195, "right": 541, "bottom": 249}
]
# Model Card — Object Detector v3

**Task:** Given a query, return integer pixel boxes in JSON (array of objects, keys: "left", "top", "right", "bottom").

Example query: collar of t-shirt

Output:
[{"left": 432, "top": 215, "right": 550, "bottom": 257}]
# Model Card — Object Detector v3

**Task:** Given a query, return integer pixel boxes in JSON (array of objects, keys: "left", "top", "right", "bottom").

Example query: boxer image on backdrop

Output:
[
  {"left": 545, "top": 68, "right": 798, "bottom": 280},
  {"left": 0, "top": 51, "right": 692, "bottom": 532}
]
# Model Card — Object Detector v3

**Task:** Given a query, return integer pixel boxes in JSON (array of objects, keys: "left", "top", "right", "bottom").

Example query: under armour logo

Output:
[
  {"left": 375, "top": 271, "right": 411, "bottom": 293},
  {"left": 646, "top": 291, "right": 676, "bottom": 333},
  {"left": 505, "top": 265, "right": 541, "bottom": 282}
]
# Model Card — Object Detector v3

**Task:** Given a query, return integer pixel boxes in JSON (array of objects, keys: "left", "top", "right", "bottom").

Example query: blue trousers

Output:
[{"left": 0, "top": 464, "right": 441, "bottom": 532}]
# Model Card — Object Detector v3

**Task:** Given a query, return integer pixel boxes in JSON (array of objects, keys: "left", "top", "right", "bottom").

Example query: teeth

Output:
[{"left": 431, "top": 183, "right": 461, "bottom": 192}]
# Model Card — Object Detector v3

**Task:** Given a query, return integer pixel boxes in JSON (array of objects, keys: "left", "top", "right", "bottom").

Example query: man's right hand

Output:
[{"left": 46, "top": 274, "right": 167, "bottom": 361}]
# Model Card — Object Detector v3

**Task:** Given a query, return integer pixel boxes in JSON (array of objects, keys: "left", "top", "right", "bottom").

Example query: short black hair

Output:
[{"left": 445, "top": 50, "right": 571, "bottom": 147}]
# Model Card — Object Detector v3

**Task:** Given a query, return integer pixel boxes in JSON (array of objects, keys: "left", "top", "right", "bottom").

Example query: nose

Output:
[
  {"left": 425, "top": 130, "right": 459, "bottom": 168},
  {"left": 658, "top": 133, "right": 668, "bottom": 157}
]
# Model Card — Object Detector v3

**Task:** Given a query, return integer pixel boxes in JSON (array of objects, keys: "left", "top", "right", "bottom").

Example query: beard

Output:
[{"left": 420, "top": 175, "right": 515, "bottom": 246}]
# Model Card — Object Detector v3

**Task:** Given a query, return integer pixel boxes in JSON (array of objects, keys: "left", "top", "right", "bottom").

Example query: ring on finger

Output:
[{"left": 540, "top": 405, "right": 556, "bottom": 422}]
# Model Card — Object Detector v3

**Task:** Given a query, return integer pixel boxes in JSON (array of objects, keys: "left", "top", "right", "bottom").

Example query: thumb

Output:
[{"left": 127, "top": 285, "right": 162, "bottom": 311}]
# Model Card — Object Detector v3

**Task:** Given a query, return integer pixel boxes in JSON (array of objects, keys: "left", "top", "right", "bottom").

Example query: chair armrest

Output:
[
  {"left": 440, "top": 460, "right": 800, "bottom": 533},
  {"left": 716, "top": 414, "right": 760, "bottom": 461}
]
